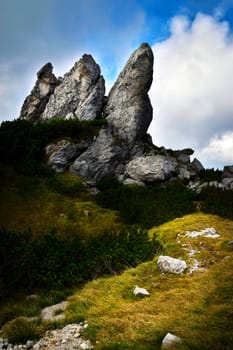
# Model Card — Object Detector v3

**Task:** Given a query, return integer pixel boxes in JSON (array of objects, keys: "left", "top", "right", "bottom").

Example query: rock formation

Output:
[
  {"left": 104, "top": 43, "right": 153, "bottom": 145},
  {"left": 20, "top": 63, "right": 58, "bottom": 122},
  {"left": 41, "top": 54, "right": 105, "bottom": 121},
  {"left": 20, "top": 55, "right": 105, "bottom": 122},
  {"left": 19, "top": 43, "right": 206, "bottom": 185}
]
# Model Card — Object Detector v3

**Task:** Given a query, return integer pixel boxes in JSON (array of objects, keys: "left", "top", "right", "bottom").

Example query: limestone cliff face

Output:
[
  {"left": 41, "top": 54, "right": 105, "bottom": 121},
  {"left": 18, "top": 43, "right": 204, "bottom": 185},
  {"left": 104, "top": 43, "right": 153, "bottom": 145},
  {"left": 20, "top": 63, "right": 58, "bottom": 123},
  {"left": 20, "top": 55, "right": 105, "bottom": 122}
]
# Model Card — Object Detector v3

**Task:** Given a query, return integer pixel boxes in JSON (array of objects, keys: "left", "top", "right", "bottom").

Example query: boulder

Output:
[
  {"left": 174, "top": 148, "right": 194, "bottom": 164},
  {"left": 124, "top": 155, "right": 178, "bottom": 183},
  {"left": 19, "top": 63, "right": 58, "bottom": 122},
  {"left": 157, "top": 255, "right": 187, "bottom": 274},
  {"left": 178, "top": 165, "right": 193, "bottom": 180},
  {"left": 46, "top": 139, "right": 80, "bottom": 173},
  {"left": 191, "top": 158, "right": 204, "bottom": 173},
  {"left": 70, "top": 128, "right": 124, "bottom": 181},
  {"left": 161, "top": 333, "right": 182, "bottom": 349},
  {"left": 104, "top": 43, "right": 154, "bottom": 145},
  {"left": 41, "top": 54, "right": 105, "bottom": 120},
  {"left": 221, "top": 165, "right": 233, "bottom": 189}
]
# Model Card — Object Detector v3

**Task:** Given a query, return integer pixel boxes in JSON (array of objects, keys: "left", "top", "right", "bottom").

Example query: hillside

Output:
[
  {"left": 0, "top": 43, "right": 233, "bottom": 349},
  {"left": 64, "top": 213, "right": 233, "bottom": 350}
]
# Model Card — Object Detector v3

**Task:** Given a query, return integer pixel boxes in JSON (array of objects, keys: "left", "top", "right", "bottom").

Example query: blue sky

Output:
[{"left": 1, "top": 0, "right": 233, "bottom": 169}]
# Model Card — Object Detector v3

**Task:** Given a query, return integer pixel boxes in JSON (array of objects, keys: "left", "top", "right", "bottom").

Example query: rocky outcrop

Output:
[
  {"left": 189, "top": 164, "right": 233, "bottom": 192},
  {"left": 222, "top": 165, "right": 233, "bottom": 189},
  {"left": 19, "top": 43, "right": 207, "bottom": 185},
  {"left": 70, "top": 128, "right": 124, "bottom": 181},
  {"left": 104, "top": 43, "right": 153, "bottom": 145},
  {"left": 20, "top": 55, "right": 105, "bottom": 122},
  {"left": 46, "top": 138, "right": 92, "bottom": 173},
  {"left": 124, "top": 155, "right": 178, "bottom": 183},
  {"left": 0, "top": 323, "right": 93, "bottom": 350},
  {"left": 19, "top": 63, "right": 58, "bottom": 122},
  {"left": 191, "top": 157, "right": 204, "bottom": 173},
  {"left": 46, "top": 140, "right": 79, "bottom": 173},
  {"left": 41, "top": 55, "right": 105, "bottom": 121}
]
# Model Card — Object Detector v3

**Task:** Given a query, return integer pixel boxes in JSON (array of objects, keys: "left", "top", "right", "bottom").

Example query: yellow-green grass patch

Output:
[{"left": 65, "top": 213, "right": 233, "bottom": 349}]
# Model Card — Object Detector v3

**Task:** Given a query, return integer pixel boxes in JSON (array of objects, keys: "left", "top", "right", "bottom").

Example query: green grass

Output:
[
  {"left": 64, "top": 213, "right": 233, "bottom": 350},
  {"left": 1, "top": 213, "right": 232, "bottom": 348},
  {"left": 0, "top": 169, "right": 120, "bottom": 239}
]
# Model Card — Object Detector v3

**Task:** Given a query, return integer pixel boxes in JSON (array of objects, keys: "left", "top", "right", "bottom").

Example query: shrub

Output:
[
  {"left": 2, "top": 317, "right": 40, "bottom": 344},
  {"left": 198, "top": 187, "right": 233, "bottom": 220},
  {"left": 84, "top": 227, "right": 161, "bottom": 278},
  {"left": 199, "top": 168, "right": 223, "bottom": 182},
  {"left": 0, "top": 226, "right": 161, "bottom": 294},
  {"left": 96, "top": 179, "right": 196, "bottom": 228}
]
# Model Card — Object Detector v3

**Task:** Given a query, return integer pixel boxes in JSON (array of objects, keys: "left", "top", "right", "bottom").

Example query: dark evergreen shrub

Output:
[
  {"left": 0, "top": 226, "right": 161, "bottom": 294},
  {"left": 199, "top": 168, "right": 223, "bottom": 182},
  {"left": 198, "top": 187, "right": 233, "bottom": 220},
  {"left": 96, "top": 180, "right": 196, "bottom": 228}
]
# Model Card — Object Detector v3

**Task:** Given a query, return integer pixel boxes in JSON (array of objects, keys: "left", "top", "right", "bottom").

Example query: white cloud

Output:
[
  {"left": 149, "top": 13, "right": 233, "bottom": 168},
  {"left": 198, "top": 132, "right": 233, "bottom": 167}
]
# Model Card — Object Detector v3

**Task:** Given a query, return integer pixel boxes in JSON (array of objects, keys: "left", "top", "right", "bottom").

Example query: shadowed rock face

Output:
[
  {"left": 19, "top": 63, "right": 58, "bottom": 122},
  {"left": 104, "top": 43, "right": 154, "bottom": 145}
]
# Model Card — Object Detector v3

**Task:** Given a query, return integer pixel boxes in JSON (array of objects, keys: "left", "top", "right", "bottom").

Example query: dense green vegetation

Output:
[
  {"left": 0, "top": 226, "right": 161, "bottom": 295},
  {"left": 96, "top": 178, "right": 196, "bottom": 227},
  {"left": 0, "top": 119, "right": 233, "bottom": 347},
  {"left": 199, "top": 187, "right": 233, "bottom": 220},
  {"left": 0, "top": 118, "right": 106, "bottom": 176},
  {"left": 198, "top": 168, "right": 223, "bottom": 182}
]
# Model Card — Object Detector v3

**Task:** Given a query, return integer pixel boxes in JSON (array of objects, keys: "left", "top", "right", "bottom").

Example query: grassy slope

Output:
[
  {"left": 1, "top": 166, "right": 233, "bottom": 348},
  {"left": 66, "top": 213, "right": 233, "bottom": 350},
  {"left": 0, "top": 169, "right": 120, "bottom": 239}
]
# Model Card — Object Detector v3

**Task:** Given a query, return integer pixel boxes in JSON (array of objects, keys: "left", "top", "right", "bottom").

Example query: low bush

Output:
[
  {"left": 198, "top": 187, "right": 233, "bottom": 220},
  {"left": 2, "top": 317, "right": 40, "bottom": 344},
  {"left": 0, "top": 226, "right": 161, "bottom": 295},
  {"left": 96, "top": 179, "right": 196, "bottom": 228},
  {"left": 199, "top": 168, "right": 223, "bottom": 182}
]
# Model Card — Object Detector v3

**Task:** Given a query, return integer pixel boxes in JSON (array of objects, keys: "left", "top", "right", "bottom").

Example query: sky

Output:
[{"left": 1, "top": 0, "right": 233, "bottom": 169}]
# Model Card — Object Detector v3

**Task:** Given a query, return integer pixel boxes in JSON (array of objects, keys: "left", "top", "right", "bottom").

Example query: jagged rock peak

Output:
[
  {"left": 104, "top": 43, "right": 154, "bottom": 145},
  {"left": 19, "top": 62, "right": 58, "bottom": 122},
  {"left": 41, "top": 54, "right": 105, "bottom": 121},
  {"left": 19, "top": 54, "right": 105, "bottom": 123}
]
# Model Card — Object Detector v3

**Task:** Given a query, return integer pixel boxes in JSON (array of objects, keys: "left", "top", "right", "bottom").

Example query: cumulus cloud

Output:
[
  {"left": 149, "top": 13, "right": 233, "bottom": 168},
  {"left": 198, "top": 132, "right": 233, "bottom": 167}
]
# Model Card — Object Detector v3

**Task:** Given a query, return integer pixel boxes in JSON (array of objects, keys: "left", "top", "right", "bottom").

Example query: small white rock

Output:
[
  {"left": 133, "top": 285, "right": 150, "bottom": 297},
  {"left": 162, "top": 332, "right": 182, "bottom": 349}
]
